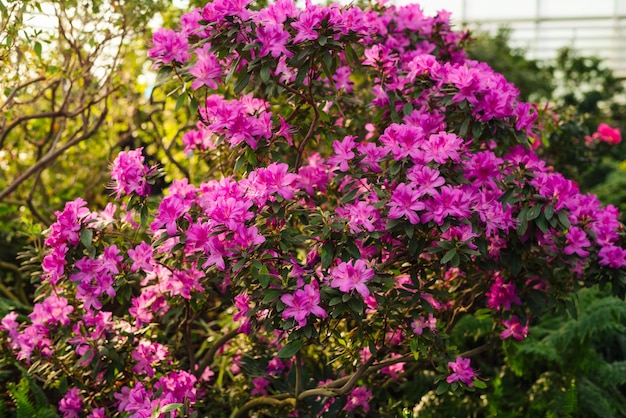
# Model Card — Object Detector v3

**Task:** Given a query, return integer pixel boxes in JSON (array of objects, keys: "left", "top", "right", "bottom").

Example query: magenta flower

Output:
[
  {"left": 110, "top": 148, "right": 151, "bottom": 198},
  {"left": 132, "top": 340, "right": 169, "bottom": 377},
  {"left": 291, "top": 10, "right": 321, "bottom": 43},
  {"left": 486, "top": 273, "right": 522, "bottom": 311},
  {"left": 411, "top": 313, "right": 437, "bottom": 335},
  {"left": 339, "top": 201, "right": 380, "bottom": 234},
  {"left": 387, "top": 182, "right": 425, "bottom": 224},
  {"left": 500, "top": 316, "right": 529, "bottom": 341},
  {"left": 281, "top": 284, "right": 327, "bottom": 327},
  {"left": 58, "top": 388, "right": 82, "bottom": 418},
  {"left": 148, "top": 28, "right": 190, "bottom": 65},
  {"left": 423, "top": 131, "right": 463, "bottom": 164},
  {"left": 329, "top": 259, "right": 374, "bottom": 298},
  {"left": 251, "top": 376, "right": 271, "bottom": 396},
  {"left": 328, "top": 135, "right": 357, "bottom": 172},
  {"left": 379, "top": 123, "right": 425, "bottom": 160},
  {"left": 344, "top": 386, "right": 372, "bottom": 412},
  {"left": 128, "top": 241, "right": 155, "bottom": 273},
  {"left": 586, "top": 123, "right": 622, "bottom": 144},
  {"left": 190, "top": 45, "right": 222, "bottom": 90},
  {"left": 446, "top": 356, "right": 476, "bottom": 386},
  {"left": 563, "top": 226, "right": 591, "bottom": 257},
  {"left": 598, "top": 245, "right": 626, "bottom": 268},
  {"left": 255, "top": 23, "right": 292, "bottom": 58}
]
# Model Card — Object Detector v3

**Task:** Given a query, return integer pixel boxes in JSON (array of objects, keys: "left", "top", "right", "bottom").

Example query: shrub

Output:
[{"left": 2, "top": 1, "right": 625, "bottom": 416}]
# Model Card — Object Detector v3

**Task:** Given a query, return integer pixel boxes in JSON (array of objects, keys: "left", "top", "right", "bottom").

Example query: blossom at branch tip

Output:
[{"left": 446, "top": 356, "right": 475, "bottom": 386}]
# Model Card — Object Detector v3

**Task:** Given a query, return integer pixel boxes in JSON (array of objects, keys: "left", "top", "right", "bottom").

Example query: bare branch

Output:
[{"left": 0, "top": 107, "right": 109, "bottom": 201}]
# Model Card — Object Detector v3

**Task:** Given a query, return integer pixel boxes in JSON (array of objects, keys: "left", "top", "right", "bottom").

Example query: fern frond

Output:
[{"left": 577, "top": 377, "right": 616, "bottom": 418}]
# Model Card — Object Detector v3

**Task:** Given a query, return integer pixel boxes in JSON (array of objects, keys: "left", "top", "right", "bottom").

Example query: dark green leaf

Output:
[
  {"left": 174, "top": 93, "right": 186, "bottom": 112},
  {"left": 234, "top": 72, "right": 250, "bottom": 94},
  {"left": 278, "top": 339, "right": 303, "bottom": 358},
  {"left": 441, "top": 248, "right": 457, "bottom": 265},
  {"left": 80, "top": 228, "right": 93, "bottom": 249}
]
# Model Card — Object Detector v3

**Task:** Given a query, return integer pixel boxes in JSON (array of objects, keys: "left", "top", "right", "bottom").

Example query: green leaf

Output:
[
  {"left": 544, "top": 204, "right": 554, "bottom": 220},
  {"left": 473, "top": 380, "right": 487, "bottom": 389},
  {"left": 234, "top": 72, "right": 250, "bottom": 94},
  {"left": 174, "top": 93, "right": 186, "bottom": 112},
  {"left": 278, "top": 339, "right": 303, "bottom": 358},
  {"left": 259, "top": 265, "right": 270, "bottom": 288},
  {"left": 262, "top": 289, "right": 282, "bottom": 304},
  {"left": 436, "top": 381, "right": 449, "bottom": 395},
  {"left": 80, "top": 228, "right": 93, "bottom": 249},
  {"left": 260, "top": 63, "right": 270, "bottom": 83},
  {"left": 527, "top": 205, "right": 541, "bottom": 220},
  {"left": 441, "top": 248, "right": 457, "bottom": 265},
  {"left": 402, "top": 103, "right": 413, "bottom": 116},
  {"left": 321, "top": 241, "right": 334, "bottom": 269},
  {"left": 557, "top": 210, "right": 571, "bottom": 228},
  {"left": 34, "top": 41, "right": 42, "bottom": 58}
]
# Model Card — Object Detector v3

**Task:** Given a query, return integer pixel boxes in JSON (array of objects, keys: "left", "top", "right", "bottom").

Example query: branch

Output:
[
  {"left": 194, "top": 328, "right": 240, "bottom": 379},
  {"left": 0, "top": 77, "right": 46, "bottom": 112},
  {"left": 0, "top": 107, "right": 108, "bottom": 201},
  {"left": 230, "top": 397, "right": 296, "bottom": 418}
]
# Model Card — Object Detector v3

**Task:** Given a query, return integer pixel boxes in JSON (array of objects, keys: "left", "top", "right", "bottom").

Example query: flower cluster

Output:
[{"left": 2, "top": 0, "right": 625, "bottom": 416}]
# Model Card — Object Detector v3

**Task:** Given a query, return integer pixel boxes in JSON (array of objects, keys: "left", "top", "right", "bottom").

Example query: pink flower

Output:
[
  {"left": 190, "top": 44, "right": 222, "bottom": 90},
  {"left": 291, "top": 10, "right": 321, "bottom": 43},
  {"left": 149, "top": 28, "right": 190, "bottom": 65},
  {"left": 586, "top": 123, "right": 622, "bottom": 144},
  {"left": 411, "top": 313, "right": 437, "bottom": 335},
  {"left": 339, "top": 201, "right": 380, "bottom": 234},
  {"left": 328, "top": 135, "right": 357, "bottom": 172},
  {"left": 500, "top": 316, "right": 529, "bottom": 341},
  {"left": 128, "top": 242, "right": 155, "bottom": 273},
  {"left": 59, "top": 388, "right": 82, "bottom": 418},
  {"left": 329, "top": 259, "right": 374, "bottom": 298},
  {"left": 255, "top": 24, "right": 292, "bottom": 58},
  {"left": 423, "top": 131, "right": 463, "bottom": 164},
  {"left": 486, "top": 273, "right": 522, "bottom": 311},
  {"left": 344, "top": 386, "right": 372, "bottom": 412},
  {"left": 387, "top": 182, "right": 425, "bottom": 224},
  {"left": 132, "top": 340, "right": 169, "bottom": 377},
  {"left": 379, "top": 123, "right": 425, "bottom": 160},
  {"left": 446, "top": 356, "right": 476, "bottom": 386},
  {"left": 563, "top": 226, "right": 591, "bottom": 258},
  {"left": 110, "top": 148, "right": 151, "bottom": 198},
  {"left": 281, "top": 284, "right": 327, "bottom": 327},
  {"left": 598, "top": 245, "right": 626, "bottom": 268},
  {"left": 251, "top": 377, "right": 270, "bottom": 396}
]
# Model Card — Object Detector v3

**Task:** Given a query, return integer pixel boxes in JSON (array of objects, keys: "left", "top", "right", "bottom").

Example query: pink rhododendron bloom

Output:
[
  {"left": 128, "top": 241, "right": 155, "bottom": 273},
  {"left": 329, "top": 259, "right": 374, "bottom": 298},
  {"left": 281, "top": 284, "right": 327, "bottom": 327},
  {"left": 586, "top": 123, "right": 622, "bottom": 144},
  {"left": 291, "top": 9, "right": 321, "bottom": 43},
  {"left": 59, "top": 388, "right": 82, "bottom": 418},
  {"left": 387, "top": 182, "right": 425, "bottom": 224},
  {"left": 344, "top": 386, "right": 372, "bottom": 412},
  {"left": 255, "top": 23, "right": 292, "bottom": 58},
  {"left": 149, "top": 28, "right": 190, "bottom": 64},
  {"left": 411, "top": 313, "right": 437, "bottom": 335},
  {"left": 110, "top": 148, "right": 151, "bottom": 198},
  {"left": 500, "top": 316, "right": 529, "bottom": 341},
  {"left": 328, "top": 135, "right": 357, "bottom": 172},
  {"left": 190, "top": 44, "right": 222, "bottom": 90},
  {"left": 447, "top": 356, "right": 475, "bottom": 386},
  {"left": 563, "top": 226, "right": 591, "bottom": 258},
  {"left": 132, "top": 340, "right": 169, "bottom": 377},
  {"left": 486, "top": 273, "right": 522, "bottom": 311},
  {"left": 251, "top": 376, "right": 271, "bottom": 396}
]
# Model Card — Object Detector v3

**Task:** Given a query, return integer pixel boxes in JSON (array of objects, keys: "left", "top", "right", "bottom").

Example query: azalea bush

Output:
[{"left": 2, "top": 0, "right": 626, "bottom": 416}]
